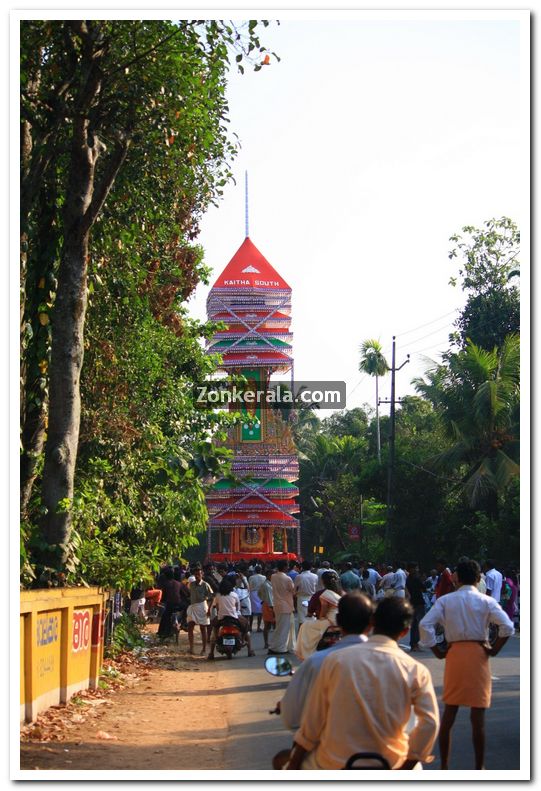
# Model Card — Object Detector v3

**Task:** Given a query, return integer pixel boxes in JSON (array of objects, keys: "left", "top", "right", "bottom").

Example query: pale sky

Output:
[{"left": 188, "top": 13, "right": 526, "bottom": 415}]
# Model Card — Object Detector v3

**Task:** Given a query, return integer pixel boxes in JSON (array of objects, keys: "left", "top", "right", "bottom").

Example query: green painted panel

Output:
[{"left": 240, "top": 369, "right": 262, "bottom": 441}]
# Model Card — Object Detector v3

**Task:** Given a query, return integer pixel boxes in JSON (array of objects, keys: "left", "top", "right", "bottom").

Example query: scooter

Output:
[
  {"left": 300, "top": 600, "right": 342, "bottom": 652},
  {"left": 264, "top": 657, "right": 391, "bottom": 770},
  {"left": 215, "top": 616, "right": 244, "bottom": 659}
]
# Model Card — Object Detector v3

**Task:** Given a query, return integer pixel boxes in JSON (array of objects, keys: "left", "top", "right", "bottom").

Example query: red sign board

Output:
[{"left": 347, "top": 525, "right": 361, "bottom": 541}]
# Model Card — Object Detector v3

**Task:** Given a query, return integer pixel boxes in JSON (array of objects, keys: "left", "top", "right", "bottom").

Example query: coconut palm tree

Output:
[
  {"left": 413, "top": 334, "right": 520, "bottom": 516},
  {"left": 359, "top": 339, "right": 389, "bottom": 463}
]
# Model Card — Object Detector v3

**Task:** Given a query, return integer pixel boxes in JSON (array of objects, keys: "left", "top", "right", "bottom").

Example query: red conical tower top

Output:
[{"left": 211, "top": 237, "right": 291, "bottom": 291}]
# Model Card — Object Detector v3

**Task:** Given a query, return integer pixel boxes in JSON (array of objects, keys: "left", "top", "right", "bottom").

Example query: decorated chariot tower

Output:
[{"left": 205, "top": 234, "right": 300, "bottom": 563}]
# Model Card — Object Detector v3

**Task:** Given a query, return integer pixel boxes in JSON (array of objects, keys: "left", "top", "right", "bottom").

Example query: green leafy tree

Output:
[
  {"left": 321, "top": 407, "right": 369, "bottom": 439},
  {"left": 298, "top": 433, "right": 366, "bottom": 555},
  {"left": 20, "top": 19, "right": 276, "bottom": 577},
  {"left": 414, "top": 335, "right": 520, "bottom": 518},
  {"left": 448, "top": 217, "right": 520, "bottom": 350}
]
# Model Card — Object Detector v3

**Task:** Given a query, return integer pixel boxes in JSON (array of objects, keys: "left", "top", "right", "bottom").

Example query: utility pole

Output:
[{"left": 379, "top": 336, "right": 409, "bottom": 555}]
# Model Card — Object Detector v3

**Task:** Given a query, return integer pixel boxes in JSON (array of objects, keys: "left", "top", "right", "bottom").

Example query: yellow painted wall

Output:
[
  {"left": 34, "top": 609, "right": 62, "bottom": 708},
  {"left": 20, "top": 588, "right": 108, "bottom": 722}
]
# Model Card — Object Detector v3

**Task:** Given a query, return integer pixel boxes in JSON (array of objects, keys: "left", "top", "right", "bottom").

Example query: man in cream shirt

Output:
[{"left": 285, "top": 598, "right": 439, "bottom": 770}]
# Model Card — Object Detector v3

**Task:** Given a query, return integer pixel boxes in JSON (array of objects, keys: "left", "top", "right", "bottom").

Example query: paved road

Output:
[{"left": 212, "top": 629, "right": 520, "bottom": 771}]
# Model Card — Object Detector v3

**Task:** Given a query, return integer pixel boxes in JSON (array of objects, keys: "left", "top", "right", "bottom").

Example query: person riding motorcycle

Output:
[
  {"left": 207, "top": 576, "right": 255, "bottom": 659},
  {"left": 295, "top": 571, "right": 343, "bottom": 661}
]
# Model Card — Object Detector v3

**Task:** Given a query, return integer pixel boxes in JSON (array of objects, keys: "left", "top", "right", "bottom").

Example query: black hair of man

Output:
[
  {"left": 345, "top": 561, "right": 353, "bottom": 570},
  {"left": 456, "top": 559, "right": 481, "bottom": 586},
  {"left": 335, "top": 592, "right": 373, "bottom": 634},
  {"left": 373, "top": 597, "right": 414, "bottom": 638},
  {"left": 254, "top": 565, "right": 262, "bottom": 574},
  {"left": 301, "top": 560, "right": 312, "bottom": 571},
  {"left": 276, "top": 559, "right": 288, "bottom": 572}
]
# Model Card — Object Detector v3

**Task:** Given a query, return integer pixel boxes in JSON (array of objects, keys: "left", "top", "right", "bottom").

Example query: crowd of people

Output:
[{"left": 124, "top": 554, "right": 518, "bottom": 770}]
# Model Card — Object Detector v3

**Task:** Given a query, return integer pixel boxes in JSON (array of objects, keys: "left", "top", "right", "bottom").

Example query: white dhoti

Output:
[
  {"left": 249, "top": 590, "right": 263, "bottom": 615},
  {"left": 187, "top": 601, "right": 210, "bottom": 626},
  {"left": 130, "top": 598, "right": 145, "bottom": 615},
  {"left": 269, "top": 612, "right": 296, "bottom": 653},
  {"left": 295, "top": 618, "right": 331, "bottom": 661}
]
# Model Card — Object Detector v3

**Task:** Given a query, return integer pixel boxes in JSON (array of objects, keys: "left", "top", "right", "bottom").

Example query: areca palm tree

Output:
[
  {"left": 359, "top": 339, "right": 389, "bottom": 463},
  {"left": 414, "top": 334, "right": 520, "bottom": 515}
]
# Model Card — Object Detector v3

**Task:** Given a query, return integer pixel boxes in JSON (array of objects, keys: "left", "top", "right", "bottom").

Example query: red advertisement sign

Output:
[
  {"left": 72, "top": 610, "right": 91, "bottom": 653},
  {"left": 347, "top": 525, "right": 361, "bottom": 541}
]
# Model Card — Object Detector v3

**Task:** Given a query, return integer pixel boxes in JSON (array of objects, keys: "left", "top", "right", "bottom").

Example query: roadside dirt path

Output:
[{"left": 20, "top": 625, "right": 230, "bottom": 771}]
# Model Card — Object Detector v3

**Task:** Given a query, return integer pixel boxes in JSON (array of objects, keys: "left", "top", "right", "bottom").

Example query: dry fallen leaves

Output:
[
  {"left": 20, "top": 635, "right": 197, "bottom": 745},
  {"left": 96, "top": 730, "right": 118, "bottom": 741}
]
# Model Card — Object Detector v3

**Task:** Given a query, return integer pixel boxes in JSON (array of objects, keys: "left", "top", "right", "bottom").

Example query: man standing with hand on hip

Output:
[{"left": 419, "top": 559, "right": 514, "bottom": 770}]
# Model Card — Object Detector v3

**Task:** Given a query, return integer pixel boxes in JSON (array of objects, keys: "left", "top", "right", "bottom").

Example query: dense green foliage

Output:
[
  {"left": 20, "top": 19, "right": 275, "bottom": 587},
  {"left": 448, "top": 217, "right": 520, "bottom": 350}
]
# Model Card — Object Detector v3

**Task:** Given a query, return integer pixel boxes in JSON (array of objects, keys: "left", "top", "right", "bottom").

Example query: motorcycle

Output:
[
  {"left": 265, "top": 657, "right": 392, "bottom": 770},
  {"left": 215, "top": 616, "right": 244, "bottom": 659},
  {"left": 300, "top": 600, "right": 342, "bottom": 653}
]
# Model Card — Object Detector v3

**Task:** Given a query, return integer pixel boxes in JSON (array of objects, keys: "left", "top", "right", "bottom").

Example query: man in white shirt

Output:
[
  {"left": 392, "top": 560, "right": 407, "bottom": 598},
  {"left": 366, "top": 562, "right": 382, "bottom": 588},
  {"left": 248, "top": 565, "right": 266, "bottom": 633},
  {"left": 484, "top": 560, "right": 503, "bottom": 602},
  {"left": 269, "top": 560, "right": 296, "bottom": 654},
  {"left": 293, "top": 561, "right": 318, "bottom": 625},
  {"left": 419, "top": 559, "right": 514, "bottom": 770},
  {"left": 377, "top": 565, "right": 396, "bottom": 597},
  {"left": 285, "top": 597, "right": 439, "bottom": 770}
]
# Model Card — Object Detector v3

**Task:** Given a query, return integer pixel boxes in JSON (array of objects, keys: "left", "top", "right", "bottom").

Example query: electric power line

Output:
[{"left": 395, "top": 308, "right": 460, "bottom": 339}]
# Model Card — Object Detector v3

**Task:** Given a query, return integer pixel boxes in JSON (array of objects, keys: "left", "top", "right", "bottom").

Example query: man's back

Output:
[
  {"left": 366, "top": 567, "right": 381, "bottom": 586},
  {"left": 294, "top": 569, "right": 318, "bottom": 596},
  {"left": 485, "top": 567, "right": 503, "bottom": 601},
  {"left": 280, "top": 634, "right": 366, "bottom": 730},
  {"left": 272, "top": 571, "right": 294, "bottom": 613},
  {"left": 294, "top": 636, "right": 438, "bottom": 769}
]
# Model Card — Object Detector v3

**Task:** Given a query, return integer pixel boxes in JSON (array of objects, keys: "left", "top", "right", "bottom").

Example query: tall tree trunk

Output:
[
  {"left": 38, "top": 40, "right": 129, "bottom": 566},
  {"left": 375, "top": 374, "right": 381, "bottom": 464},
  {"left": 20, "top": 178, "right": 59, "bottom": 517},
  {"left": 40, "top": 220, "right": 91, "bottom": 560},
  {"left": 38, "top": 35, "right": 102, "bottom": 561}
]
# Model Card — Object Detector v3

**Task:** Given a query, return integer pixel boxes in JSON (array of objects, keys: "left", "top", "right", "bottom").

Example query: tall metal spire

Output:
[{"left": 244, "top": 170, "right": 249, "bottom": 238}]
